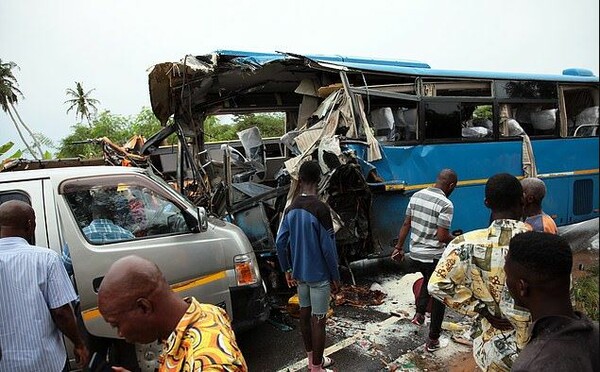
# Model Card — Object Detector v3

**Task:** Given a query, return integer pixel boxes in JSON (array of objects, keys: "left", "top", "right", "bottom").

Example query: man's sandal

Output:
[
  {"left": 308, "top": 356, "right": 335, "bottom": 371},
  {"left": 322, "top": 356, "right": 334, "bottom": 368}
]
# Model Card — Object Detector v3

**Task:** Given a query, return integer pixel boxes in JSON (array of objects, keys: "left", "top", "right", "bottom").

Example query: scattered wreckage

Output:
[
  {"left": 141, "top": 51, "right": 401, "bottom": 283},
  {"left": 5, "top": 50, "right": 597, "bottom": 289}
]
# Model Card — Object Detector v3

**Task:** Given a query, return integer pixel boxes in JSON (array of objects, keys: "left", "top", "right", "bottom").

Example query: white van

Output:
[{"left": 0, "top": 166, "right": 268, "bottom": 369}]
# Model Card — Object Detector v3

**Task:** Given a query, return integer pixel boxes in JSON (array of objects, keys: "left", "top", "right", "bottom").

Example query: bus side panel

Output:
[
  {"left": 532, "top": 137, "right": 599, "bottom": 225},
  {"left": 365, "top": 137, "right": 598, "bottom": 252},
  {"left": 372, "top": 141, "right": 523, "bottom": 186},
  {"left": 367, "top": 141, "right": 523, "bottom": 252}
]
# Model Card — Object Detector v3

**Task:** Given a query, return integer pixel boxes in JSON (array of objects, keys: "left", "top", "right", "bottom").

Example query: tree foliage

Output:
[
  {"left": 57, "top": 107, "right": 165, "bottom": 158},
  {"left": 204, "top": 113, "right": 285, "bottom": 142},
  {"left": 65, "top": 82, "right": 100, "bottom": 125},
  {"left": 57, "top": 110, "right": 285, "bottom": 158},
  {"left": 0, "top": 58, "right": 44, "bottom": 159}
]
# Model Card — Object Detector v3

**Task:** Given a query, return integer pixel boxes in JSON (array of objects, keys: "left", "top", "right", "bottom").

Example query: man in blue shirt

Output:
[
  {"left": 0, "top": 200, "right": 89, "bottom": 371},
  {"left": 276, "top": 161, "right": 340, "bottom": 372},
  {"left": 83, "top": 191, "right": 135, "bottom": 244}
]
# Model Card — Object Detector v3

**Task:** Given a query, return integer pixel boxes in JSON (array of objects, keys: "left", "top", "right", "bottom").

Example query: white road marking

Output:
[{"left": 277, "top": 315, "right": 406, "bottom": 372}]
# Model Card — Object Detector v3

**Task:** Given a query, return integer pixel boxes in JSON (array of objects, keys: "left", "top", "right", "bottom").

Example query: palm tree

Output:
[
  {"left": 0, "top": 59, "right": 43, "bottom": 159},
  {"left": 65, "top": 82, "right": 100, "bottom": 125}
]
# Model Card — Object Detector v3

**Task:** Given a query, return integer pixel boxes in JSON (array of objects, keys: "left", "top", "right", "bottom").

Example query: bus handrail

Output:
[{"left": 574, "top": 124, "right": 599, "bottom": 137}]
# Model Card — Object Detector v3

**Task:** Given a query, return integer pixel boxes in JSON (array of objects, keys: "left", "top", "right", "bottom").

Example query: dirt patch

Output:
[
  {"left": 572, "top": 249, "right": 599, "bottom": 280},
  {"left": 448, "top": 350, "right": 480, "bottom": 372}
]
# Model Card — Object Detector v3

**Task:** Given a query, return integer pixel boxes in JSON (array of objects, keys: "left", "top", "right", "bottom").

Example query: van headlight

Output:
[{"left": 234, "top": 253, "right": 258, "bottom": 286}]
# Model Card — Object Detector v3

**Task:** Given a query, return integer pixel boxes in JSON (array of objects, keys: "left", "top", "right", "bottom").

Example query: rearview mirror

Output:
[{"left": 197, "top": 206, "right": 208, "bottom": 232}]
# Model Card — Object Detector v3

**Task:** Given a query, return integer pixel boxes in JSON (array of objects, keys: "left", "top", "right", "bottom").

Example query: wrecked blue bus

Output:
[{"left": 143, "top": 50, "right": 599, "bottom": 270}]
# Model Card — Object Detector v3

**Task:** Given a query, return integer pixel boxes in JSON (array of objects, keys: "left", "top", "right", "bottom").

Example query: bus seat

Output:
[
  {"left": 394, "top": 108, "right": 417, "bottom": 140},
  {"left": 531, "top": 109, "right": 557, "bottom": 130},
  {"left": 573, "top": 106, "right": 599, "bottom": 137},
  {"left": 369, "top": 107, "right": 395, "bottom": 141}
]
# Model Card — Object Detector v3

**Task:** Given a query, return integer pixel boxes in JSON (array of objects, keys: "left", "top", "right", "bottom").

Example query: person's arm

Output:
[
  {"left": 436, "top": 202, "right": 455, "bottom": 245},
  {"left": 319, "top": 209, "right": 341, "bottom": 290},
  {"left": 45, "top": 253, "right": 89, "bottom": 368},
  {"left": 427, "top": 243, "right": 479, "bottom": 317},
  {"left": 476, "top": 306, "right": 513, "bottom": 331},
  {"left": 436, "top": 227, "right": 454, "bottom": 245},
  {"left": 50, "top": 304, "right": 89, "bottom": 368},
  {"left": 392, "top": 215, "right": 411, "bottom": 262},
  {"left": 275, "top": 214, "right": 295, "bottom": 288}
]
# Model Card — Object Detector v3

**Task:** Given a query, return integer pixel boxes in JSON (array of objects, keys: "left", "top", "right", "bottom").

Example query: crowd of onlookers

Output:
[{"left": 0, "top": 161, "right": 598, "bottom": 372}]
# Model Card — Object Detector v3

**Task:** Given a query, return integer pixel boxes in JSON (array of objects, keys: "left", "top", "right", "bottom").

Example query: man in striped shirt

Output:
[
  {"left": 0, "top": 200, "right": 89, "bottom": 371},
  {"left": 392, "top": 169, "right": 457, "bottom": 352}
]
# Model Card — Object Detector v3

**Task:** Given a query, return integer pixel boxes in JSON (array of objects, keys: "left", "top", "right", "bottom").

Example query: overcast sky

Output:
[{"left": 1, "top": 0, "right": 599, "bottom": 153}]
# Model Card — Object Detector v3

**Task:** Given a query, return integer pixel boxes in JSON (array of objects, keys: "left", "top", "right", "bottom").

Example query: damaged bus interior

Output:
[{"left": 139, "top": 50, "right": 599, "bottom": 286}]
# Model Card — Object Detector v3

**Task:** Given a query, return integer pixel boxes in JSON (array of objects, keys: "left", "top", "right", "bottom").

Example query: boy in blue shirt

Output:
[{"left": 276, "top": 160, "right": 340, "bottom": 372}]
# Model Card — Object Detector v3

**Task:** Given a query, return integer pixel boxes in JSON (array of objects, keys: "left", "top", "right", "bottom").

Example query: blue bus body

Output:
[
  {"left": 351, "top": 137, "right": 599, "bottom": 251},
  {"left": 147, "top": 50, "right": 599, "bottom": 260}
]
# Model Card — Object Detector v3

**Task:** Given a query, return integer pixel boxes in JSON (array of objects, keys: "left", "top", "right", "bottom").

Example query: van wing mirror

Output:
[{"left": 197, "top": 206, "right": 208, "bottom": 232}]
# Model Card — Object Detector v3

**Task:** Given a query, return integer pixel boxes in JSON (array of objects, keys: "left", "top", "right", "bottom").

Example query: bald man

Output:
[
  {"left": 392, "top": 168, "right": 458, "bottom": 352},
  {"left": 98, "top": 255, "right": 247, "bottom": 372},
  {"left": 0, "top": 200, "right": 89, "bottom": 371},
  {"left": 521, "top": 177, "right": 558, "bottom": 234}
]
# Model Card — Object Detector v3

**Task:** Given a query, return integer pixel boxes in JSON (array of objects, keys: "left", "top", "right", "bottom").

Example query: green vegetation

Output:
[
  {"left": 573, "top": 265, "right": 599, "bottom": 321},
  {"left": 57, "top": 109, "right": 285, "bottom": 159},
  {"left": 473, "top": 105, "right": 493, "bottom": 120},
  {"left": 64, "top": 81, "right": 100, "bottom": 125},
  {"left": 57, "top": 107, "right": 167, "bottom": 158},
  {"left": 0, "top": 59, "right": 44, "bottom": 159},
  {"left": 3, "top": 57, "right": 284, "bottom": 160},
  {"left": 204, "top": 113, "right": 285, "bottom": 142}
]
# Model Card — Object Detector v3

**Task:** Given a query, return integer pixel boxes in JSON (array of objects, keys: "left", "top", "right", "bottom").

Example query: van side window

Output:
[
  {"left": 62, "top": 176, "right": 192, "bottom": 245},
  {"left": 0, "top": 191, "right": 31, "bottom": 206}
]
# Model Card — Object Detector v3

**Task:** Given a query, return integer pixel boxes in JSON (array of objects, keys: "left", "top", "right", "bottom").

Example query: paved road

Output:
[{"left": 236, "top": 262, "right": 461, "bottom": 372}]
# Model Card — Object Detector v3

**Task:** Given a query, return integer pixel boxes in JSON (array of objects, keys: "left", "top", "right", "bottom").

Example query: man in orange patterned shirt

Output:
[{"left": 98, "top": 255, "right": 247, "bottom": 371}]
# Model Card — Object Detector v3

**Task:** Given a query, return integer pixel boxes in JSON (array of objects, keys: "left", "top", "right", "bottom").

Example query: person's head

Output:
[
  {"left": 298, "top": 160, "right": 321, "bottom": 187},
  {"left": 0, "top": 200, "right": 36, "bottom": 243},
  {"left": 520, "top": 177, "right": 546, "bottom": 211},
  {"left": 98, "top": 255, "right": 182, "bottom": 343},
  {"left": 505, "top": 232, "right": 572, "bottom": 311},
  {"left": 485, "top": 173, "right": 524, "bottom": 220},
  {"left": 435, "top": 169, "right": 458, "bottom": 197},
  {"left": 90, "top": 190, "right": 115, "bottom": 220}
]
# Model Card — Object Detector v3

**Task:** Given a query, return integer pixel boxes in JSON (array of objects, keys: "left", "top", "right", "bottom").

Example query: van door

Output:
[
  {"left": 0, "top": 179, "right": 50, "bottom": 249},
  {"left": 56, "top": 173, "right": 232, "bottom": 337}
]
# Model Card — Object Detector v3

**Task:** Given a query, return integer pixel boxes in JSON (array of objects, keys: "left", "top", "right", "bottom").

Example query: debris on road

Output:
[{"left": 334, "top": 284, "right": 387, "bottom": 307}]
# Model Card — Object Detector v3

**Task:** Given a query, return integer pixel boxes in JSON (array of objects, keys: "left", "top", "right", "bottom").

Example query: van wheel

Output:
[{"left": 135, "top": 341, "right": 162, "bottom": 372}]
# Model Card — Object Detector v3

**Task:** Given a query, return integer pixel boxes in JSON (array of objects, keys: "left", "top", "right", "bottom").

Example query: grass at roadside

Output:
[{"left": 573, "top": 265, "right": 599, "bottom": 321}]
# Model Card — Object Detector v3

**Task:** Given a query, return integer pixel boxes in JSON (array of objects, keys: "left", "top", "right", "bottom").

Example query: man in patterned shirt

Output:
[
  {"left": 98, "top": 255, "right": 247, "bottom": 372},
  {"left": 428, "top": 173, "right": 532, "bottom": 371}
]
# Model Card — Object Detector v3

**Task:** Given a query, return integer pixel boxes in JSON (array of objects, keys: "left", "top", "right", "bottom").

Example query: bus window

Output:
[
  {"left": 424, "top": 101, "right": 493, "bottom": 140},
  {"left": 496, "top": 81, "right": 558, "bottom": 99},
  {"left": 367, "top": 102, "right": 418, "bottom": 142},
  {"left": 498, "top": 103, "right": 559, "bottom": 137},
  {"left": 561, "top": 86, "right": 599, "bottom": 137},
  {"left": 461, "top": 104, "right": 493, "bottom": 138}
]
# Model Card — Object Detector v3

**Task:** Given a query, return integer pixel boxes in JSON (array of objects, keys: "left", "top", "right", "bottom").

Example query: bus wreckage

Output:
[{"left": 141, "top": 50, "right": 598, "bottom": 282}]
